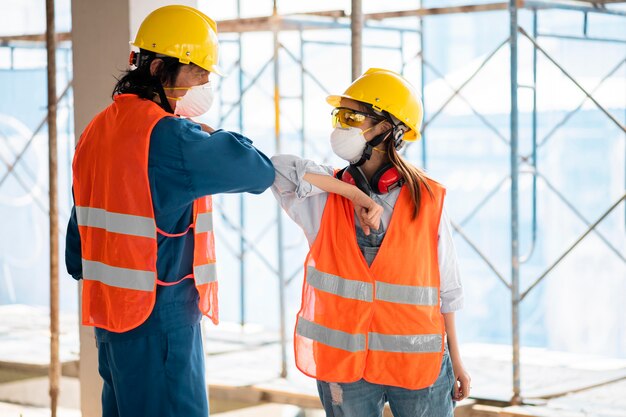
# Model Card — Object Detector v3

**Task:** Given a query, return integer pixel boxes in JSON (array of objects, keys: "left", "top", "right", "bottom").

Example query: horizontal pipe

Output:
[{"left": 537, "top": 32, "right": 626, "bottom": 44}]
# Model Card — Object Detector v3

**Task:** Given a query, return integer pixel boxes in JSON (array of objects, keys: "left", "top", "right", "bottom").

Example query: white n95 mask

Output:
[
  {"left": 167, "top": 82, "right": 214, "bottom": 118},
  {"left": 330, "top": 126, "right": 372, "bottom": 163}
]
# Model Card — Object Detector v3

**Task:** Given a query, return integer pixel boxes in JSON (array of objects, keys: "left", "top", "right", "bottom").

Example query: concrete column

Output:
[{"left": 70, "top": 1, "right": 196, "bottom": 416}]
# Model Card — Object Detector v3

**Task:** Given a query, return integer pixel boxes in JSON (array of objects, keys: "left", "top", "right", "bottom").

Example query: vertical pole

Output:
[
  {"left": 45, "top": 0, "right": 60, "bottom": 415},
  {"left": 530, "top": 11, "right": 538, "bottom": 259},
  {"left": 351, "top": 0, "right": 363, "bottom": 80},
  {"left": 237, "top": 0, "right": 246, "bottom": 329},
  {"left": 300, "top": 27, "right": 306, "bottom": 157},
  {"left": 273, "top": 0, "right": 288, "bottom": 379},
  {"left": 509, "top": 0, "right": 522, "bottom": 406},
  {"left": 419, "top": 12, "right": 427, "bottom": 169},
  {"left": 399, "top": 31, "right": 406, "bottom": 76}
]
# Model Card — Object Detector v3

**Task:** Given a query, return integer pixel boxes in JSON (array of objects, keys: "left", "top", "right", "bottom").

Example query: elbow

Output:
[
  {"left": 250, "top": 165, "right": 276, "bottom": 194},
  {"left": 263, "top": 167, "right": 276, "bottom": 189}
]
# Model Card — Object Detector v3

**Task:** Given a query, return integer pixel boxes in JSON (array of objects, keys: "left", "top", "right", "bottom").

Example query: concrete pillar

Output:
[{"left": 70, "top": 1, "right": 196, "bottom": 416}]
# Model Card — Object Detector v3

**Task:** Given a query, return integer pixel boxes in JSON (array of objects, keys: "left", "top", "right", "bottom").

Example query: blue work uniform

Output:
[{"left": 65, "top": 116, "right": 275, "bottom": 417}]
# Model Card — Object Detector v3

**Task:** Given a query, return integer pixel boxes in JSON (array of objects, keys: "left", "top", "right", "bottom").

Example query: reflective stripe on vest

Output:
[
  {"left": 307, "top": 266, "right": 436, "bottom": 306},
  {"left": 375, "top": 282, "right": 438, "bottom": 306},
  {"left": 194, "top": 263, "right": 217, "bottom": 285},
  {"left": 195, "top": 212, "right": 213, "bottom": 233},
  {"left": 82, "top": 259, "right": 155, "bottom": 291},
  {"left": 368, "top": 333, "right": 442, "bottom": 353},
  {"left": 306, "top": 266, "right": 373, "bottom": 302},
  {"left": 297, "top": 317, "right": 366, "bottom": 352},
  {"left": 76, "top": 206, "right": 156, "bottom": 238}
]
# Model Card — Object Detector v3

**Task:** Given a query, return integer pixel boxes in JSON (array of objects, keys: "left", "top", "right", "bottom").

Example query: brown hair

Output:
[
  {"left": 384, "top": 134, "right": 434, "bottom": 220},
  {"left": 356, "top": 100, "right": 433, "bottom": 219}
]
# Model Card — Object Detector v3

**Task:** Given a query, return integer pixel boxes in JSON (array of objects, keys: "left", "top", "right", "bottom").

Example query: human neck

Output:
[{"left": 359, "top": 149, "right": 389, "bottom": 181}]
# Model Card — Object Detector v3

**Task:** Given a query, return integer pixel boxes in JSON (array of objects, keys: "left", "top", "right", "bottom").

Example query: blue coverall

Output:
[{"left": 65, "top": 116, "right": 275, "bottom": 417}]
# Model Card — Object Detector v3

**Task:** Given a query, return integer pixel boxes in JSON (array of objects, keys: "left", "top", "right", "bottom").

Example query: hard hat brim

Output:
[{"left": 326, "top": 94, "right": 421, "bottom": 141}]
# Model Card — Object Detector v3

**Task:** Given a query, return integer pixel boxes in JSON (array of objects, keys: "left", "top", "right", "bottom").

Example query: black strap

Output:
[
  {"left": 153, "top": 77, "right": 174, "bottom": 114},
  {"left": 351, "top": 129, "right": 391, "bottom": 167}
]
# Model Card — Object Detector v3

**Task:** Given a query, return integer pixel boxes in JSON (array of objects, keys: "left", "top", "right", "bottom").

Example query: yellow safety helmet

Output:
[
  {"left": 131, "top": 5, "right": 222, "bottom": 75},
  {"left": 327, "top": 68, "right": 423, "bottom": 141}
]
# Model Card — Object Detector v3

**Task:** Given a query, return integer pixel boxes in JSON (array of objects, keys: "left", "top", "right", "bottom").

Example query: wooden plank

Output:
[
  {"left": 213, "top": 404, "right": 311, "bottom": 417},
  {"left": 0, "top": 33, "right": 72, "bottom": 44},
  {"left": 365, "top": 2, "right": 514, "bottom": 20},
  {"left": 569, "top": 0, "right": 626, "bottom": 3}
]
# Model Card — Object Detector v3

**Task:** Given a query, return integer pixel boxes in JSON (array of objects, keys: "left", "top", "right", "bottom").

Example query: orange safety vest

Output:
[
  {"left": 72, "top": 94, "right": 218, "bottom": 333},
  {"left": 294, "top": 179, "right": 446, "bottom": 390}
]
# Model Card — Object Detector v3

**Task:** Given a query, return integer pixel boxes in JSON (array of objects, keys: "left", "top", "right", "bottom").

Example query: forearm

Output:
[
  {"left": 303, "top": 173, "right": 360, "bottom": 201},
  {"left": 443, "top": 312, "right": 463, "bottom": 364}
]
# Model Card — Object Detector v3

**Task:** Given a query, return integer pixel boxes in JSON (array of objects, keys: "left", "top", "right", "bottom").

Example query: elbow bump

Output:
[{"left": 256, "top": 167, "right": 276, "bottom": 192}]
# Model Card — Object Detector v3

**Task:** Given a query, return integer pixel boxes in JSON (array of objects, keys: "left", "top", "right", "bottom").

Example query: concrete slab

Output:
[
  {"left": 0, "top": 377, "right": 79, "bottom": 409},
  {"left": 0, "top": 401, "right": 80, "bottom": 417}
]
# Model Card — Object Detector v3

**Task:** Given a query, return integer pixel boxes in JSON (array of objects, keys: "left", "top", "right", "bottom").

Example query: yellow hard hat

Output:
[
  {"left": 131, "top": 5, "right": 222, "bottom": 75},
  {"left": 327, "top": 68, "right": 423, "bottom": 141}
]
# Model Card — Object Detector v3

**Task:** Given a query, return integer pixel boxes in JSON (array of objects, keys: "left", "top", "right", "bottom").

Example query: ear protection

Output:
[{"left": 336, "top": 163, "right": 404, "bottom": 195}]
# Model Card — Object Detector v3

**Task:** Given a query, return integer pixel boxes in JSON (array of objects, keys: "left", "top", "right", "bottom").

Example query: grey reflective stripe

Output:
[
  {"left": 306, "top": 266, "right": 373, "bottom": 302},
  {"left": 296, "top": 318, "right": 366, "bottom": 352},
  {"left": 194, "top": 263, "right": 217, "bottom": 284},
  {"left": 375, "top": 282, "right": 438, "bottom": 306},
  {"left": 368, "top": 333, "right": 442, "bottom": 353},
  {"left": 76, "top": 206, "right": 155, "bottom": 238},
  {"left": 82, "top": 259, "right": 155, "bottom": 291},
  {"left": 195, "top": 212, "right": 213, "bottom": 233}
]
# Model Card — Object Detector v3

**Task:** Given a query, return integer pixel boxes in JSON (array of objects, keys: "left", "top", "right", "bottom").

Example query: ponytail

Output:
[{"left": 385, "top": 138, "right": 433, "bottom": 220}]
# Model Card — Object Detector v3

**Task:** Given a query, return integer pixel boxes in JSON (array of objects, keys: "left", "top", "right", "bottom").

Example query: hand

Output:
[
  {"left": 351, "top": 190, "right": 383, "bottom": 236},
  {"left": 451, "top": 361, "right": 471, "bottom": 401}
]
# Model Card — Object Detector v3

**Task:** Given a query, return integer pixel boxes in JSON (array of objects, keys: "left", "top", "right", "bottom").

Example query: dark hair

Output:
[{"left": 111, "top": 50, "right": 182, "bottom": 103}]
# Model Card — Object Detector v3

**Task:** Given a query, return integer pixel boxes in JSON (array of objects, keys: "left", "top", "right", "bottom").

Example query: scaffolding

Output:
[
  {"left": 0, "top": 0, "right": 624, "bottom": 414},
  {"left": 206, "top": 0, "right": 626, "bottom": 406}
]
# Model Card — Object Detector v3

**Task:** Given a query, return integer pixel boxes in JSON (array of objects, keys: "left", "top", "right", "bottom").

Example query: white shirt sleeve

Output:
[
  {"left": 270, "top": 154, "right": 333, "bottom": 246},
  {"left": 438, "top": 203, "right": 464, "bottom": 313}
]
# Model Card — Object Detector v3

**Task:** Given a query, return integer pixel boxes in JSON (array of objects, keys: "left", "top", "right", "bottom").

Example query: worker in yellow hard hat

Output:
[
  {"left": 65, "top": 6, "right": 274, "bottom": 417},
  {"left": 271, "top": 68, "right": 470, "bottom": 416}
]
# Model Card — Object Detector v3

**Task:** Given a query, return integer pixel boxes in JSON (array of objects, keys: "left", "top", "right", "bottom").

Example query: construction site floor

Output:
[{"left": 1, "top": 305, "right": 625, "bottom": 417}]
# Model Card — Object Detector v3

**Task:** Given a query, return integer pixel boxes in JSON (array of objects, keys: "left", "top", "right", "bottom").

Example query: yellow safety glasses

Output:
[{"left": 331, "top": 107, "right": 382, "bottom": 128}]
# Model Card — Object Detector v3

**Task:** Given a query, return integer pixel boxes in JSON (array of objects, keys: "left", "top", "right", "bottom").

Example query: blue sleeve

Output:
[
  {"left": 65, "top": 205, "right": 83, "bottom": 280},
  {"left": 151, "top": 117, "right": 275, "bottom": 203}
]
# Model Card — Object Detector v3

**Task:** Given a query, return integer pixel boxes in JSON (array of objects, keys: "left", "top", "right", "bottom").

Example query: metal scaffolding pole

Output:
[
  {"left": 45, "top": 0, "right": 60, "bottom": 415},
  {"left": 509, "top": 0, "right": 522, "bottom": 406},
  {"left": 273, "top": 0, "right": 288, "bottom": 379},
  {"left": 237, "top": 0, "right": 246, "bottom": 330},
  {"left": 520, "top": 10, "right": 539, "bottom": 264},
  {"left": 351, "top": 0, "right": 363, "bottom": 80},
  {"left": 419, "top": 9, "right": 428, "bottom": 170}
]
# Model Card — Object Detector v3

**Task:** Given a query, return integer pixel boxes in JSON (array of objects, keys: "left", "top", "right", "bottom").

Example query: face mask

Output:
[
  {"left": 167, "top": 82, "right": 214, "bottom": 117},
  {"left": 330, "top": 126, "right": 373, "bottom": 163}
]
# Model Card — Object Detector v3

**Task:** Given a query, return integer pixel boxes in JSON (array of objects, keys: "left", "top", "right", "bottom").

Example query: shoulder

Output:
[{"left": 153, "top": 116, "right": 202, "bottom": 137}]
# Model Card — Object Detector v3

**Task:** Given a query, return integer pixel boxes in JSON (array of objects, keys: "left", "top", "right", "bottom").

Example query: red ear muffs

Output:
[
  {"left": 337, "top": 166, "right": 371, "bottom": 194},
  {"left": 371, "top": 163, "right": 403, "bottom": 194},
  {"left": 337, "top": 164, "right": 404, "bottom": 195}
]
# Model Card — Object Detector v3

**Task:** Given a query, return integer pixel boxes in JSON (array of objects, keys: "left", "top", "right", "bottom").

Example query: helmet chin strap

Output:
[
  {"left": 353, "top": 105, "right": 406, "bottom": 167},
  {"left": 351, "top": 129, "right": 392, "bottom": 167}
]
